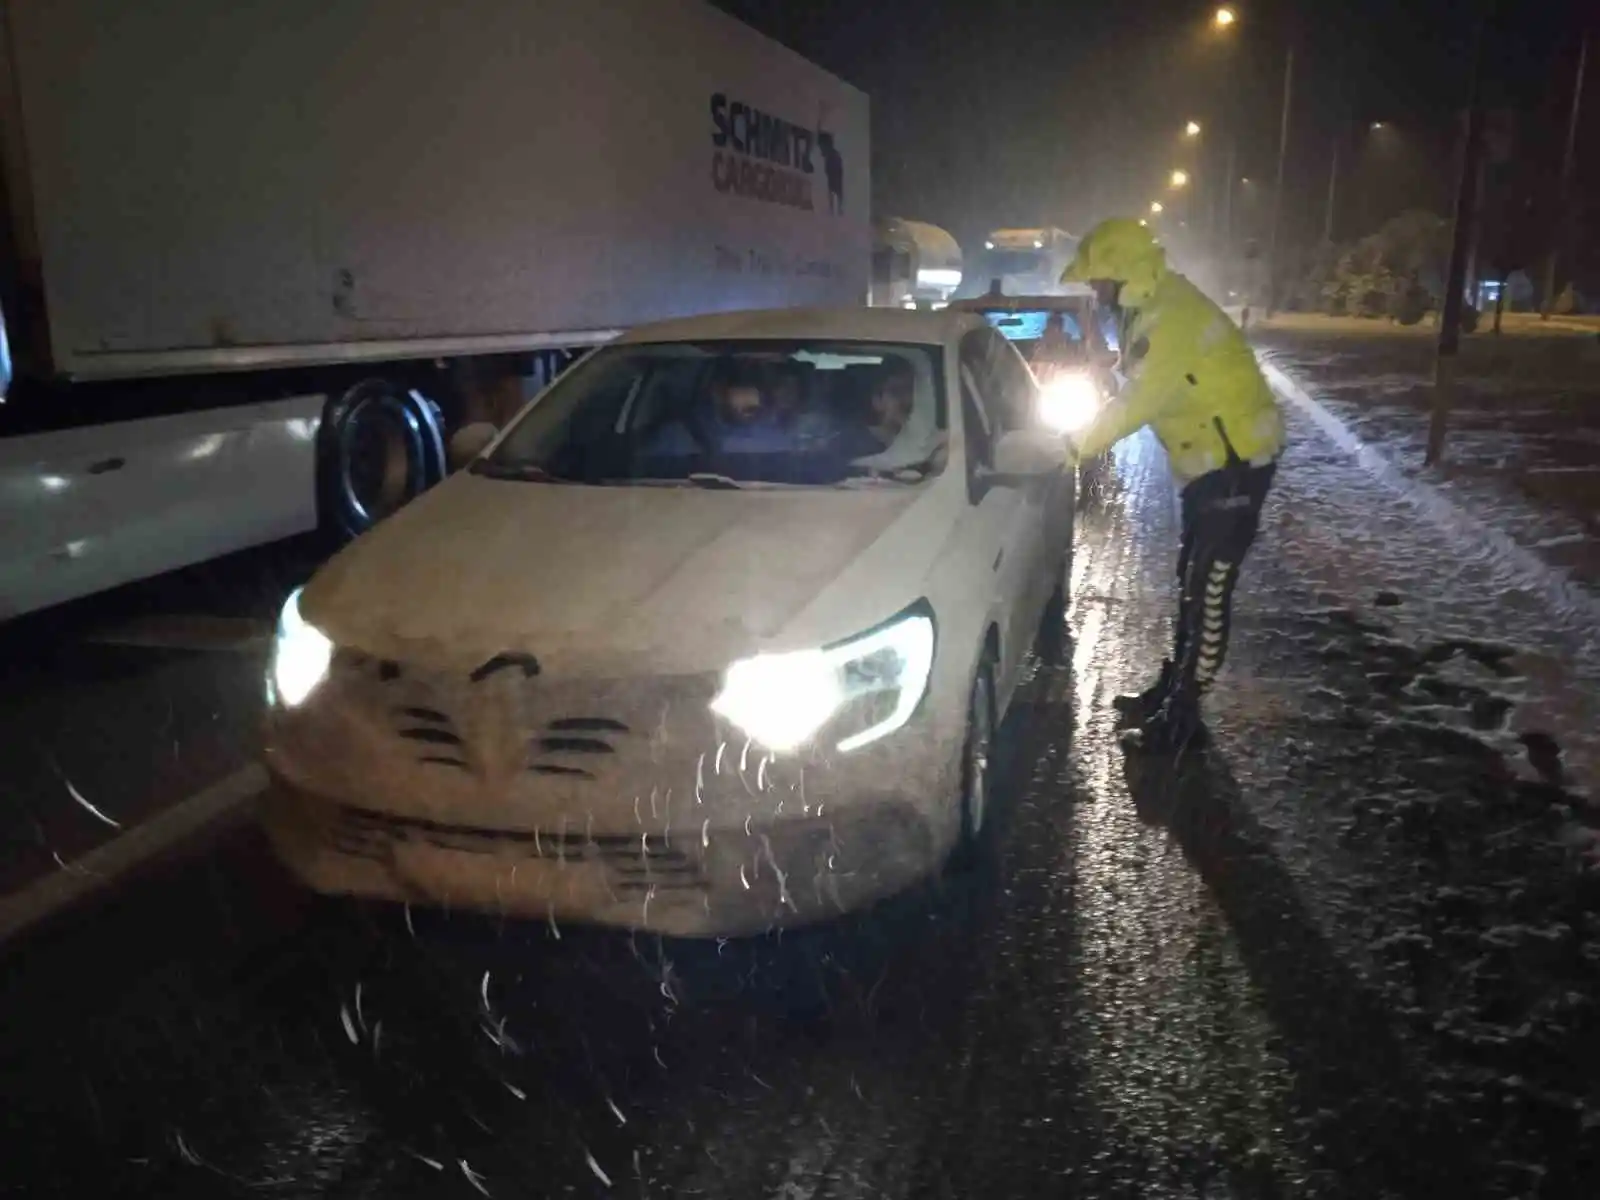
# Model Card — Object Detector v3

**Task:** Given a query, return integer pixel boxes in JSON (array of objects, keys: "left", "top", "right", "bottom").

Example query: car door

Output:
[
  {"left": 982, "top": 330, "right": 1072, "bottom": 646},
  {"left": 958, "top": 331, "right": 1043, "bottom": 708}
]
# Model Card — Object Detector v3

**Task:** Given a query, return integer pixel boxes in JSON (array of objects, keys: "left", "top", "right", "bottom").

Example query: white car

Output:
[{"left": 260, "top": 307, "right": 1075, "bottom": 937}]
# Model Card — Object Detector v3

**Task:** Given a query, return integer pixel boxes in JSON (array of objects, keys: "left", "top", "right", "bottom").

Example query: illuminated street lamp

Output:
[
  {"left": 1170, "top": 169, "right": 1190, "bottom": 188},
  {"left": 1150, "top": 201, "right": 1164, "bottom": 214},
  {"left": 1370, "top": 121, "right": 1386, "bottom": 131},
  {"left": 1185, "top": 120, "right": 1203, "bottom": 137},
  {"left": 1204, "top": 1, "right": 1297, "bottom": 315}
]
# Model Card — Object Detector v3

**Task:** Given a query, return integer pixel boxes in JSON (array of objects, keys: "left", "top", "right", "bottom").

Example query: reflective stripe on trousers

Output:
[{"left": 1172, "top": 460, "right": 1277, "bottom": 698}]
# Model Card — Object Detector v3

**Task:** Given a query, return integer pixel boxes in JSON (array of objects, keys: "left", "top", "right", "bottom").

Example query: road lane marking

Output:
[
  {"left": 0, "top": 762, "right": 267, "bottom": 944},
  {"left": 82, "top": 614, "right": 272, "bottom": 653}
]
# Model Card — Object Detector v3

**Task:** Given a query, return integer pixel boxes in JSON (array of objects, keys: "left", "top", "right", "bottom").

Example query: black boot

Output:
[
  {"left": 1112, "top": 660, "right": 1174, "bottom": 725},
  {"left": 1120, "top": 690, "right": 1207, "bottom": 754}
]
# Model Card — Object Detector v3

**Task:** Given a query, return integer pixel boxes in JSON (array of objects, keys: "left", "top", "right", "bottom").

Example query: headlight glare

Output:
[
  {"left": 711, "top": 609, "right": 936, "bottom": 753},
  {"left": 271, "top": 587, "right": 332, "bottom": 708},
  {"left": 1039, "top": 370, "right": 1102, "bottom": 435}
]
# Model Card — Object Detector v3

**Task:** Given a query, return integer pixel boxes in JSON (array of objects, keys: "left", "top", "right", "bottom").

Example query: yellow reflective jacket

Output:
[{"left": 1075, "top": 272, "right": 1285, "bottom": 481}]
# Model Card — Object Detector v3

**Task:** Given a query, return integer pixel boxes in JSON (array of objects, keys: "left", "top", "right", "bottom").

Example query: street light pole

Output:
[
  {"left": 1426, "top": 0, "right": 1495, "bottom": 468},
  {"left": 1322, "top": 134, "right": 1339, "bottom": 243},
  {"left": 1264, "top": 45, "right": 1295, "bottom": 318},
  {"left": 1540, "top": 32, "right": 1588, "bottom": 320},
  {"left": 1223, "top": 134, "right": 1237, "bottom": 248}
]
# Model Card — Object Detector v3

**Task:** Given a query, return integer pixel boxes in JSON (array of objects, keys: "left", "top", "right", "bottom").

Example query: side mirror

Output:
[
  {"left": 987, "top": 428, "right": 1064, "bottom": 484},
  {"left": 448, "top": 421, "right": 499, "bottom": 471}
]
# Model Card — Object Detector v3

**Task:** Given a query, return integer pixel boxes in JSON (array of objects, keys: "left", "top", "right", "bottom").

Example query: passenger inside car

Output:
[
  {"left": 866, "top": 358, "right": 916, "bottom": 447},
  {"left": 833, "top": 358, "right": 916, "bottom": 460}
]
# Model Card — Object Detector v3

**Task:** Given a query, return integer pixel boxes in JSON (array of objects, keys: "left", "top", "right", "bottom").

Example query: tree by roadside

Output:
[{"left": 1306, "top": 211, "right": 1450, "bottom": 319}]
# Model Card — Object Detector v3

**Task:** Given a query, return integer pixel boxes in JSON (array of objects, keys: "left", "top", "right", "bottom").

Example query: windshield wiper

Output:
[
  {"left": 843, "top": 460, "right": 934, "bottom": 484},
  {"left": 471, "top": 461, "right": 570, "bottom": 483},
  {"left": 620, "top": 473, "right": 746, "bottom": 490},
  {"left": 684, "top": 472, "right": 743, "bottom": 490}
]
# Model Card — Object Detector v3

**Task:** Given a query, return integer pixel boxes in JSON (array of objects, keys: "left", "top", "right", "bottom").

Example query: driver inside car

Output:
[
  {"left": 642, "top": 362, "right": 795, "bottom": 457},
  {"left": 1031, "top": 311, "right": 1081, "bottom": 372}
]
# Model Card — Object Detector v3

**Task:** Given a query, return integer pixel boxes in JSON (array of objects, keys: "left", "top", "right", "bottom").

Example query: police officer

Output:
[{"left": 1060, "top": 218, "right": 1286, "bottom": 750}]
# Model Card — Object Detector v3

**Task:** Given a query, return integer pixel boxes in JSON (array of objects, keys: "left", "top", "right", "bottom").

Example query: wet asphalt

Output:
[{"left": 2, "top": 412, "right": 1597, "bottom": 1199}]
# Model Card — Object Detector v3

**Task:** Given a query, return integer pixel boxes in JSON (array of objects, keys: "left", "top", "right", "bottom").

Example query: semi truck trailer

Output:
[{"left": 0, "top": 0, "right": 869, "bottom": 617}]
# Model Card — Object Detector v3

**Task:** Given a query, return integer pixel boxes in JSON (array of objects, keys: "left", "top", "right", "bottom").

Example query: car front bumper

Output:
[{"left": 260, "top": 655, "right": 963, "bottom": 937}]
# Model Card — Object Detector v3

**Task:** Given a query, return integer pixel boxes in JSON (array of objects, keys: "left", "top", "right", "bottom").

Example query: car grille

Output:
[
  {"left": 529, "top": 717, "right": 629, "bottom": 779},
  {"left": 386, "top": 708, "right": 632, "bottom": 779},
  {"left": 331, "top": 649, "right": 643, "bottom": 781},
  {"left": 327, "top": 804, "right": 705, "bottom": 891}
]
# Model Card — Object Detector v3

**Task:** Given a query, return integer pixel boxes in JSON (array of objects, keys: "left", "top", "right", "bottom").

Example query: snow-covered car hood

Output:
[{"left": 301, "top": 473, "right": 956, "bottom": 676}]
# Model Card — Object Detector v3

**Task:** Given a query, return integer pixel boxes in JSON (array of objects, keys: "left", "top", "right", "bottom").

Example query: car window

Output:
[
  {"left": 481, "top": 340, "right": 948, "bottom": 488},
  {"left": 985, "top": 332, "right": 1040, "bottom": 433},
  {"left": 960, "top": 328, "right": 1035, "bottom": 435},
  {"left": 958, "top": 332, "right": 998, "bottom": 503},
  {"left": 976, "top": 308, "right": 1085, "bottom": 344},
  {"left": 959, "top": 364, "right": 994, "bottom": 465},
  {"left": 957, "top": 364, "right": 996, "bottom": 506}
]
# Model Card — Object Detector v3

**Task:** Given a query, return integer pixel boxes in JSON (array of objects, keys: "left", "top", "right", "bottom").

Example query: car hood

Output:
[{"left": 302, "top": 474, "right": 949, "bottom": 676}]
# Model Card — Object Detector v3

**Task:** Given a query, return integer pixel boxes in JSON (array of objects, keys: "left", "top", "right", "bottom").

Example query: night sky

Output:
[{"left": 713, "top": 0, "right": 1591, "bottom": 268}]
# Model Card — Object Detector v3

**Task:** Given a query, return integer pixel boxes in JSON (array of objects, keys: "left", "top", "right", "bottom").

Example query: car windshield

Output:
[
  {"left": 977, "top": 308, "right": 1090, "bottom": 365},
  {"left": 987, "top": 249, "right": 1047, "bottom": 276},
  {"left": 480, "top": 340, "right": 948, "bottom": 487}
]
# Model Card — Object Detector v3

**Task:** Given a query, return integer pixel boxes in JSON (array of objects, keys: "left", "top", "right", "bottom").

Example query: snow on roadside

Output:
[
  {"left": 1263, "top": 361, "right": 1600, "bottom": 639},
  {"left": 1204, "top": 395, "right": 1600, "bottom": 1190},
  {"left": 1260, "top": 369, "right": 1600, "bottom": 595},
  {"left": 1258, "top": 361, "right": 1600, "bottom": 800},
  {"left": 1253, "top": 335, "right": 1600, "bottom": 594}
]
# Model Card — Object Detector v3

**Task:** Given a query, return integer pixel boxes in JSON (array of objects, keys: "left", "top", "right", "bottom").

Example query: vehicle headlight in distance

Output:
[
  {"left": 1038, "top": 370, "right": 1103, "bottom": 436},
  {"left": 711, "top": 605, "right": 936, "bottom": 753},
  {"left": 270, "top": 587, "right": 333, "bottom": 708}
]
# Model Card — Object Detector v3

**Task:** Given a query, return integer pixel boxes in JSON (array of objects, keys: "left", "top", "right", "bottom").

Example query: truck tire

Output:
[{"left": 316, "top": 377, "right": 447, "bottom": 544}]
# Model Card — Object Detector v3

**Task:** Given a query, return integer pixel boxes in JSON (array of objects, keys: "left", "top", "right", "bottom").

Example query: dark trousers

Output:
[{"left": 1172, "top": 460, "right": 1277, "bottom": 700}]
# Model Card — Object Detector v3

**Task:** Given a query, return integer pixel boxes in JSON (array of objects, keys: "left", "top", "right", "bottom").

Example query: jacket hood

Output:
[{"left": 1063, "top": 217, "right": 1167, "bottom": 305}]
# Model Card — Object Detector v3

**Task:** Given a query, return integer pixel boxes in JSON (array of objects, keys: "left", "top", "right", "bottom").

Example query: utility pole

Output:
[
  {"left": 1263, "top": 46, "right": 1295, "bottom": 318},
  {"left": 1427, "top": 2, "right": 1494, "bottom": 468},
  {"left": 1222, "top": 134, "right": 1237, "bottom": 249},
  {"left": 1540, "top": 32, "right": 1588, "bottom": 319},
  {"left": 1462, "top": 150, "right": 1490, "bottom": 313},
  {"left": 1323, "top": 134, "right": 1340, "bottom": 243}
]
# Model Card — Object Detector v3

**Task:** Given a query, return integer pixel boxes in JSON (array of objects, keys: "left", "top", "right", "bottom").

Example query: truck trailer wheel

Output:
[{"left": 316, "top": 377, "right": 447, "bottom": 544}]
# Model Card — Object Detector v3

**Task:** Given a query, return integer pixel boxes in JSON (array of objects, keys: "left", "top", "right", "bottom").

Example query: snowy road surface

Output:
[{"left": 2, "top": 397, "right": 1597, "bottom": 1199}]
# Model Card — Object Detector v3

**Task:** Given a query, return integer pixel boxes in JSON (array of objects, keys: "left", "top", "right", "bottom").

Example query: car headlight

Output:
[
  {"left": 269, "top": 587, "right": 332, "bottom": 708},
  {"left": 1038, "top": 370, "right": 1103, "bottom": 436},
  {"left": 710, "top": 605, "right": 936, "bottom": 753}
]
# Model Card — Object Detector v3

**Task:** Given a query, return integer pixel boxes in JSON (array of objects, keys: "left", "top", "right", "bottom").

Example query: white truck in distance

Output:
[
  {"left": 0, "top": 0, "right": 869, "bottom": 618},
  {"left": 870, "top": 218, "right": 964, "bottom": 309},
  {"left": 979, "top": 228, "right": 1079, "bottom": 297}
]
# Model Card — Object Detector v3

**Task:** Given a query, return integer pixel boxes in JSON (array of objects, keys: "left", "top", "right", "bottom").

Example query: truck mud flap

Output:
[{"left": 316, "top": 378, "right": 446, "bottom": 544}]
